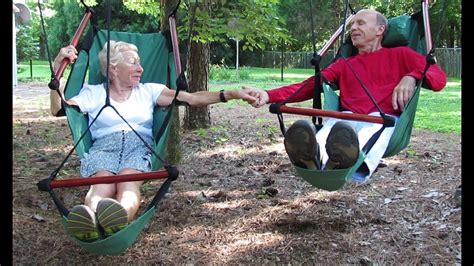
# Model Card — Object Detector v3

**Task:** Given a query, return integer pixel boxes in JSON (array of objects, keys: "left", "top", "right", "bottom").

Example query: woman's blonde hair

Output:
[{"left": 98, "top": 40, "right": 138, "bottom": 76}]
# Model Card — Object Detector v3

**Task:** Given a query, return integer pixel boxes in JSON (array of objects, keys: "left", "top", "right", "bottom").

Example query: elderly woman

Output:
[{"left": 57, "top": 41, "right": 256, "bottom": 242}]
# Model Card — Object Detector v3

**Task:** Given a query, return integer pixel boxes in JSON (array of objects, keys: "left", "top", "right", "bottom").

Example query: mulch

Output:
[{"left": 12, "top": 84, "right": 461, "bottom": 264}]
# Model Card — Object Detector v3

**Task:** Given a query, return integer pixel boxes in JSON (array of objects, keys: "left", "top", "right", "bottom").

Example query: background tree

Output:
[
  {"left": 430, "top": 0, "right": 461, "bottom": 47},
  {"left": 275, "top": 0, "right": 460, "bottom": 52},
  {"left": 45, "top": 0, "right": 161, "bottom": 56},
  {"left": 16, "top": 10, "right": 41, "bottom": 62},
  {"left": 182, "top": 0, "right": 212, "bottom": 129},
  {"left": 181, "top": 0, "right": 291, "bottom": 129},
  {"left": 19, "top": 0, "right": 461, "bottom": 62},
  {"left": 16, "top": 2, "right": 54, "bottom": 62}
]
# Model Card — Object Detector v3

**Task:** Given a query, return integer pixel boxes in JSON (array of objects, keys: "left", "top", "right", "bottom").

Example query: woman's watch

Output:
[{"left": 219, "top": 90, "right": 228, "bottom": 102}]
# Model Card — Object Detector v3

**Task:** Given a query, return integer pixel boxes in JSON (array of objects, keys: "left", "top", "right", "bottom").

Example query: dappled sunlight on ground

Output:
[{"left": 12, "top": 82, "right": 461, "bottom": 264}]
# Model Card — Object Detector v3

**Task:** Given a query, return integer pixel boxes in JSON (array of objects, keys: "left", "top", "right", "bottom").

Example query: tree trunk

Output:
[
  {"left": 184, "top": 41, "right": 211, "bottom": 129},
  {"left": 161, "top": 0, "right": 182, "bottom": 164},
  {"left": 183, "top": 0, "right": 211, "bottom": 130},
  {"left": 448, "top": 23, "right": 455, "bottom": 48}
]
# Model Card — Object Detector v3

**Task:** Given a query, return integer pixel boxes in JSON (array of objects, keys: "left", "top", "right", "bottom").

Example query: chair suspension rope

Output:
[
  {"left": 37, "top": 0, "right": 55, "bottom": 81},
  {"left": 37, "top": 2, "right": 94, "bottom": 181},
  {"left": 152, "top": 0, "right": 188, "bottom": 158},
  {"left": 340, "top": 0, "right": 351, "bottom": 50},
  {"left": 105, "top": 0, "right": 112, "bottom": 107},
  {"left": 309, "top": 0, "right": 323, "bottom": 128}
]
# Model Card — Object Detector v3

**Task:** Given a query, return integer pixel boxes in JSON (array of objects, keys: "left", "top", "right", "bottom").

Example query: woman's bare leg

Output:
[
  {"left": 84, "top": 171, "right": 116, "bottom": 212},
  {"left": 116, "top": 168, "right": 143, "bottom": 222}
]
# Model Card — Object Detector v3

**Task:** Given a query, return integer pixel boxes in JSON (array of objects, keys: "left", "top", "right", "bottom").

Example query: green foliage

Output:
[
  {"left": 16, "top": 24, "right": 40, "bottom": 61},
  {"left": 209, "top": 65, "right": 251, "bottom": 81},
  {"left": 194, "top": 128, "right": 209, "bottom": 138},
  {"left": 278, "top": 0, "right": 338, "bottom": 51},
  {"left": 45, "top": 1, "right": 85, "bottom": 56},
  {"left": 256, "top": 188, "right": 278, "bottom": 199},
  {"left": 179, "top": 0, "right": 292, "bottom": 52},
  {"left": 16, "top": 3, "right": 44, "bottom": 61},
  {"left": 91, "top": 0, "right": 161, "bottom": 33},
  {"left": 38, "top": 0, "right": 161, "bottom": 60},
  {"left": 277, "top": 0, "right": 460, "bottom": 51},
  {"left": 210, "top": 41, "right": 234, "bottom": 65},
  {"left": 430, "top": 0, "right": 461, "bottom": 47},
  {"left": 255, "top": 118, "right": 271, "bottom": 123},
  {"left": 193, "top": 125, "right": 230, "bottom": 144},
  {"left": 123, "top": 0, "right": 161, "bottom": 18},
  {"left": 18, "top": 0, "right": 461, "bottom": 66},
  {"left": 238, "top": 67, "right": 251, "bottom": 80},
  {"left": 210, "top": 64, "right": 232, "bottom": 81}
]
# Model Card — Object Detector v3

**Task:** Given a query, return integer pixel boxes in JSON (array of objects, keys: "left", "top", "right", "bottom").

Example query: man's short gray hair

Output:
[{"left": 374, "top": 10, "right": 388, "bottom": 35}]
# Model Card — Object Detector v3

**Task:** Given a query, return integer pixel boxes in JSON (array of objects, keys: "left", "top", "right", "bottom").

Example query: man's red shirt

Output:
[{"left": 267, "top": 47, "right": 447, "bottom": 116}]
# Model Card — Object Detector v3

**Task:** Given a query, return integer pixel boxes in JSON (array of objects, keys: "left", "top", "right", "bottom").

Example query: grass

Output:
[
  {"left": 16, "top": 62, "right": 460, "bottom": 133},
  {"left": 17, "top": 60, "right": 71, "bottom": 83},
  {"left": 416, "top": 78, "right": 461, "bottom": 133}
]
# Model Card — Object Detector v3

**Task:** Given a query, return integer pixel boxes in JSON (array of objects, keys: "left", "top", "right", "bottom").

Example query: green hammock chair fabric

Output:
[
  {"left": 64, "top": 29, "right": 176, "bottom": 169},
  {"left": 61, "top": 29, "right": 177, "bottom": 255},
  {"left": 293, "top": 13, "right": 429, "bottom": 191}
]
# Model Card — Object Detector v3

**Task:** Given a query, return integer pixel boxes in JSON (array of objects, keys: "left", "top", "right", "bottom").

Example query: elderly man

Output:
[{"left": 242, "top": 9, "right": 447, "bottom": 182}]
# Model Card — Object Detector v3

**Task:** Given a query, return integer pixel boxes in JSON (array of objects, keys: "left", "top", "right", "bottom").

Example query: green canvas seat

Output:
[
  {"left": 60, "top": 206, "right": 156, "bottom": 255},
  {"left": 291, "top": 12, "right": 430, "bottom": 191},
  {"left": 65, "top": 29, "right": 176, "bottom": 170}
]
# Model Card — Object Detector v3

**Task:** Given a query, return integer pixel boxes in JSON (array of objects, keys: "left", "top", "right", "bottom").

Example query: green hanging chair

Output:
[
  {"left": 296, "top": 81, "right": 421, "bottom": 191},
  {"left": 34, "top": 0, "right": 187, "bottom": 255},
  {"left": 284, "top": 10, "right": 432, "bottom": 191},
  {"left": 37, "top": 22, "right": 181, "bottom": 255},
  {"left": 59, "top": 29, "right": 177, "bottom": 255}
]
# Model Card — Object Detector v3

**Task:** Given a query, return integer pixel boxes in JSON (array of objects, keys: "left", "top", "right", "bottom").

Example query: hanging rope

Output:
[
  {"left": 339, "top": 0, "right": 351, "bottom": 49},
  {"left": 37, "top": 0, "right": 54, "bottom": 81},
  {"left": 308, "top": 0, "right": 323, "bottom": 128},
  {"left": 105, "top": 0, "right": 111, "bottom": 107}
]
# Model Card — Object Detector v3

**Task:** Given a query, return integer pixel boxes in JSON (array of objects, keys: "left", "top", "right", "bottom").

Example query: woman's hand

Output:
[
  {"left": 241, "top": 86, "right": 269, "bottom": 108},
  {"left": 53, "top": 45, "right": 78, "bottom": 72}
]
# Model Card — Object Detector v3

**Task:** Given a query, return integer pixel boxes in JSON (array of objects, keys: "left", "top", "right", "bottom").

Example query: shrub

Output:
[
  {"left": 237, "top": 66, "right": 250, "bottom": 80},
  {"left": 209, "top": 64, "right": 232, "bottom": 81}
]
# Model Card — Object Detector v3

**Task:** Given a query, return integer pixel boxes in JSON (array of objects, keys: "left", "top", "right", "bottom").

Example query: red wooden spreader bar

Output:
[
  {"left": 39, "top": 169, "right": 175, "bottom": 190},
  {"left": 274, "top": 104, "right": 388, "bottom": 124}
]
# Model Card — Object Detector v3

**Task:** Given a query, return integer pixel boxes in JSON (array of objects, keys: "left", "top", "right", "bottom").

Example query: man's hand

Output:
[
  {"left": 228, "top": 89, "right": 258, "bottom": 105},
  {"left": 392, "top": 75, "right": 416, "bottom": 111},
  {"left": 241, "top": 86, "right": 269, "bottom": 108}
]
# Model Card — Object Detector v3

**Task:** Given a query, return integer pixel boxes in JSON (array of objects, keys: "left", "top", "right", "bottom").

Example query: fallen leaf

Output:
[{"left": 32, "top": 214, "right": 46, "bottom": 222}]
